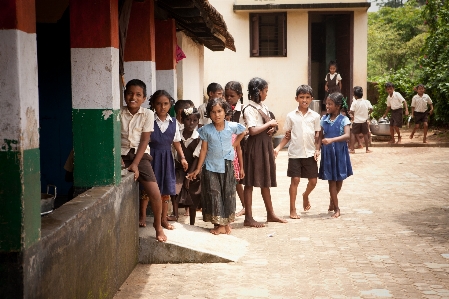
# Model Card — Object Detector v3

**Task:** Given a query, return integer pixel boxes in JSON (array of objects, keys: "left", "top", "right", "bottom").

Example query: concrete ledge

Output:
[
  {"left": 139, "top": 219, "right": 249, "bottom": 264},
  {"left": 19, "top": 174, "right": 139, "bottom": 299}
]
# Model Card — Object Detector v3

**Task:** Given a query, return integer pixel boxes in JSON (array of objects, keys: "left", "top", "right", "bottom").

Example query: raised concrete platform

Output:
[{"left": 139, "top": 217, "right": 249, "bottom": 264}]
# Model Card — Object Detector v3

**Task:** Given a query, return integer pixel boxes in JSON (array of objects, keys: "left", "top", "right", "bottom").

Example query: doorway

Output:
[{"left": 309, "top": 12, "right": 353, "bottom": 112}]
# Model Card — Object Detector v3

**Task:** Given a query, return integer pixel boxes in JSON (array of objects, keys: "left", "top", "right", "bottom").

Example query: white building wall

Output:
[
  {"left": 205, "top": 0, "right": 308, "bottom": 132},
  {"left": 176, "top": 32, "right": 204, "bottom": 106},
  {"left": 353, "top": 10, "right": 368, "bottom": 94}
]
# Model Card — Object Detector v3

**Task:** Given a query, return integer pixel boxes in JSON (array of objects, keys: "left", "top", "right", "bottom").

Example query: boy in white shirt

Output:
[
  {"left": 198, "top": 83, "right": 223, "bottom": 127},
  {"left": 274, "top": 85, "right": 321, "bottom": 219},
  {"left": 382, "top": 82, "right": 409, "bottom": 144},
  {"left": 349, "top": 86, "right": 373, "bottom": 153},
  {"left": 410, "top": 84, "right": 433, "bottom": 143}
]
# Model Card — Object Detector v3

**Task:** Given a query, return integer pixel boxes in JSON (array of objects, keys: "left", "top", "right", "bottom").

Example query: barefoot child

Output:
[
  {"left": 224, "top": 81, "right": 247, "bottom": 217},
  {"left": 349, "top": 86, "right": 373, "bottom": 153},
  {"left": 148, "top": 90, "right": 188, "bottom": 230},
  {"left": 172, "top": 107, "right": 202, "bottom": 225},
  {"left": 120, "top": 79, "right": 167, "bottom": 242},
  {"left": 274, "top": 85, "right": 321, "bottom": 219},
  {"left": 187, "top": 98, "right": 246, "bottom": 235},
  {"left": 318, "top": 92, "right": 353, "bottom": 218},
  {"left": 382, "top": 82, "right": 409, "bottom": 144},
  {"left": 243, "top": 77, "right": 287, "bottom": 227},
  {"left": 410, "top": 84, "right": 433, "bottom": 143}
]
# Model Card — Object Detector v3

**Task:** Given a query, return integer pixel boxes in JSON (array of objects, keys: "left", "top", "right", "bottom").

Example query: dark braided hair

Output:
[
  {"left": 247, "top": 77, "right": 268, "bottom": 104},
  {"left": 148, "top": 90, "right": 173, "bottom": 111},
  {"left": 326, "top": 92, "right": 345, "bottom": 117},
  {"left": 225, "top": 81, "right": 244, "bottom": 104}
]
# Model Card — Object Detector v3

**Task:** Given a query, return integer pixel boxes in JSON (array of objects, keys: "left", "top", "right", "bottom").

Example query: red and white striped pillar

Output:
[
  {"left": 124, "top": 0, "right": 156, "bottom": 107},
  {"left": 155, "top": 19, "right": 177, "bottom": 98},
  {"left": 0, "top": 0, "right": 41, "bottom": 252},
  {"left": 70, "top": 0, "right": 121, "bottom": 187}
]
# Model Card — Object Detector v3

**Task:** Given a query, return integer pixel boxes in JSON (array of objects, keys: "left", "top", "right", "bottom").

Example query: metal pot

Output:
[
  {"left": 369, "top": 122, "right": 390, "bottom": 136},
  {"left": 41, "top": 185, "right": 57, "bottom": 216}
]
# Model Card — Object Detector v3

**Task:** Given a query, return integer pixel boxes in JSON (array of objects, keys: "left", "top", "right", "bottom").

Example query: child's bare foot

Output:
[
  {"left": 161, "top": 219, "right": 174, "bottom": 230},
  {"left": 139, "top": 215, "right": 147, "bottom": 227},
  {"left": 225, "top": 224, "right": 232, "bottom": 234},
  {"left": 396, "top": 137, "right": 402, "bottom": 144},
  {"left": 357, "top": 144, "right": 363, "bottom": 149},
  {"left": 167, "top": 215, "right": 177, "bottom": 221},
  {"left": 349, "top": 149, "right": 355, "bottom": 154},
  {"left": 139, "top": 221, "right": 146, "bottom": 227},
  {"left": 409, "top": 133, "right": 414, "bottom": 139},
  {"left": 236, "top": 208, "right": 245, "bottom": 217},
  {"left": 366, "top": 149, "right": 372, "bottom": 153},
  {"left": 423, "top": 138, "right": 427, "bottom": 143},
  {"left": 210, "top": 225, "right": 227, "bottom": 235},
  {"left": 244, "top": 218, "right": 266, "bottom": 228},
  {"left": 331, "top": 208, "right": 341, "bottom": 218},
  {"left": 328, "top": 204, "right": 335, "bottom": 212},
  {"left": 388, "top": 139, "right": 395, "bottom": 144},
  {"left": 302, "top": 193, "right": 311, "bottom": 211},
  {"left": 154, "top": 226, "right": 167, "bottom": 242},
  {"left": 267, "top": 214, "right": 288, "bottom": 223},
  {"left": 290, "top": 211, "right": 300, "bottom": 219}
]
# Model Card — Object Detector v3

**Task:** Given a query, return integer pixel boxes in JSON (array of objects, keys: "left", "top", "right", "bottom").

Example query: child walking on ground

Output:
[
  {"left": 349, "top": 86, "right": 373, "bottom": 153},
  {"left": 410, "top": 84, "right": 433, "bottom": 143},
  {"left": 243, "top": 77, "right": 287, "bottom": 227},
  {"left": 187, "top": 98, "right": 246, "bottom": 235},
  {"left": 318, "top": 92, "right": 353, "bottom": 218},
  {"left": 382, "top": 82, "right": 409, "bottom": 144},
  {"left": 274, "top": 85, "right": 321, "bottom": 219},
  {"left": 198, "top": 83, "right": 224, "bottom": 127},
  {"left": 120, "top": 79, "right": 166, "bottom": 242},
  {"left": 324, "top": 61, "right": 342, "bottom": 108},
  {"left": 172, "top": 107, "right": 202, "bottom": 225},
  {"left": 225, "top": 81, "right": 247, "bottom": 217},
  {"left": 148, "top": 90, "right": 188, "bottom": 230}
]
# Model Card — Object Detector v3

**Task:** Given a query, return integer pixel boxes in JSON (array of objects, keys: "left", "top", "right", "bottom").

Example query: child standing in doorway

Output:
[
  {"left": 187, "top": 98, "right": 246, "bottom": 235},
  {"left": 243, "top": 77, "right": 287, "bottom": 227},
  {"left": 318, "top": 92, "right": 353, "bottom": 218},
  {"left": 120, "top": 79, "right": 166, "bottom": 242},
  {"left": 382, "top": 82, "right": 409, "bottom": 144},
  {"left": 148, "top": 90, "right": 188, "bottom": 230},
  {"left": 224, "top": 81, "right": 247, "bottom": 217},
  {"left": 324, "top": 61, "right": 342, "bottom": 107},
  {"left": 274, "top": 85, "right": 321, "bottom": 219},
  {"left": 410, "top": 84, "right": 433, "bottom": 143}
]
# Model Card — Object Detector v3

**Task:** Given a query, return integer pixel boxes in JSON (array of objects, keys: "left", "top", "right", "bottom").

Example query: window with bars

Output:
[{"left": 250, "top": 13, "right": 287, "bottom": 57}]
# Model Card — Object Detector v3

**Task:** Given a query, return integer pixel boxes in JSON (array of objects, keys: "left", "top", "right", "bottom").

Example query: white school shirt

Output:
[
  {"left": 350, "top": 98, "right": 373, "bottom": 123},
  {"left": 120, "top": 107, "right": 154, "bottom": 155},
  {"left": 284, "top": 108, "right": 321, "bottom": 158},
  {"left": 198, "top": 102, "right": 212, "bottom": 125},
  {"left": 386, "top": 91, "right": 406, "bottom": 110},
  {"left": 243, "top": 100, "right": 271, "bottom": 128},
  {"left": 411, "top": 93, "right": 432, "bottom": 113},
  {"left": 154, "top": 114, "right": 181, "bottom": 142},
  {"left": 324, "top": 73, "right": 342, "bottom": 82}
]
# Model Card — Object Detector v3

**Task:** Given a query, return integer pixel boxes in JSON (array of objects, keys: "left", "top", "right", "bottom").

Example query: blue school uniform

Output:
[
  {"left": 150, "top": 117, "right": 176, "bottom": 195},
  {"left": 319, "top": 114, "right": 353, "bottom": 181}
]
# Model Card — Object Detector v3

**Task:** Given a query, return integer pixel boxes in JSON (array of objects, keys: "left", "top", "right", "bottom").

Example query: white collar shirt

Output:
[
  {"left": 350, "top": 98, "right": 373, "bottom": 123},
  {"left": 386, "top": 91, "right": 406, "bottom": 110},
  {"left": 283, "top": 108, "right": 321, "bottom": 158},
  {"left": 411, "top": 93, "right": 432, "bottom": 112},
  {"left": 243, "top": 100, "right": 271, "bottom": 128},
  {"left": 179, "top": 130, "right": 202, "bottom": 158},
  {"left": 120, "top": 107, "right": 154, "bottom": 155}
]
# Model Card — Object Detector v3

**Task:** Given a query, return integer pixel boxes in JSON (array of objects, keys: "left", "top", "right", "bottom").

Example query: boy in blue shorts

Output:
[{"left": 274, "top": 85, "right": 321, "bottom": 219}]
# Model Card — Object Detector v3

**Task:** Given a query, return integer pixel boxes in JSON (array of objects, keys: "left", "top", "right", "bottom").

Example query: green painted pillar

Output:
[
  {"left": 70, "top": 0, "right": 121, "bottom": 187},
  {"left": 0, "top": 0, "right": 41, "bottom": 253}
]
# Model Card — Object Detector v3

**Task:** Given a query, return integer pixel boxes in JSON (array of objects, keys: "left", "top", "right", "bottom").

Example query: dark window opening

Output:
[{"left": 250, "top": 13, "right": 287, "bottom": 57}]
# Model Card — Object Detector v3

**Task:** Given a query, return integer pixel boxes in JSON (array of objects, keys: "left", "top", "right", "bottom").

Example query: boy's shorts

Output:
[
  {"left": 352, "top": 122, "right": 369, "bottom": 135},
  {"left": 413, "top": 111, "right": 428, "bottom": 124},
  {"left": 287, "top": 157, "right": 318, "bottom": 179},
  {"left": 389, "top": 108, "right": 403, "bottom": 128},
  {"left": 122, "top": 149, "right": 156, "bottom": 182}
]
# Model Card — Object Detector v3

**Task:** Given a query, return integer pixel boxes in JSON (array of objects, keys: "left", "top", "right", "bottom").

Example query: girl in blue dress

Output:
[
  {"left": 187, "top": 98, "right": 246, "bottom": 235},
  {"left": 318, "top": 92, "right": 353, "bottom": 218},
  {"left": 148, "top": 90, "right": 188, "bottom": 230}
]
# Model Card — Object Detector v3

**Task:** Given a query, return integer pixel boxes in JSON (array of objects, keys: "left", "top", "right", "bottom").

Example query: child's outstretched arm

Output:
[
  {"left": 274, "top": 137, "right": 289, "bottom": 158},
  {"left": 173, "top": 141, "right": 188, "bottom": 171},
  {"left": 128, "top": 132, "right": 151, "bottom": 181},
  {"left": 233, "top": 131, "right": 246, "bottom": 147},
  {"left": 382, "top": 106, "right": 391, "bottom": 119},
  {"left": 403, "top": 101, "right": 409, "bottom": 115},
  {"left": 248, "top": 119, "right": 278, "bottom": 136},
  {"left": 429, "top": 104, "right": 434, "bottom": 115},
  {"left": 186, "top": 141, "right": 208, "bottom": 180},
  {"left": 314, "top": 130, "right": 321, "bottom": 161}
]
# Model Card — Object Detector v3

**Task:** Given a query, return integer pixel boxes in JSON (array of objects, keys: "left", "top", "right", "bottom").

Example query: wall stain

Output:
[
  {"left": 102, "top": 110, "right": 113, "bottom": 120},
  {"left": 1, "top": 139, "right": 19, "bottom": 151}
]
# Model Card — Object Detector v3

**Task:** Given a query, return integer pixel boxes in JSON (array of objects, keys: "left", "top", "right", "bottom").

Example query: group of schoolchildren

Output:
[{"left": 120, "top": 63, "right": 434, "bottom": 243}]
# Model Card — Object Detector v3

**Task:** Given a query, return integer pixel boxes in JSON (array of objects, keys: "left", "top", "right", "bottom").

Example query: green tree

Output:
[{"left": 420, "top": 0, "right": 449, "bottom": 123}]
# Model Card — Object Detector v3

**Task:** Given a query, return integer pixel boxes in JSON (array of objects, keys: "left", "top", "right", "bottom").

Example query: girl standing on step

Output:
[
  {"left": 148, "top": 90, "right": 188, "bottom": 230},
  {"left": 187, "top": 98, "right": 246, "bottom": 235},
  {"left": 242, "top": 77, "right": 287, "bottom": 228},
  {"left": 318, "top": 92, "right": 353, "bottom": 218},
  {"left": 324, "top": 61, "right": 342, "bottom": 108}
]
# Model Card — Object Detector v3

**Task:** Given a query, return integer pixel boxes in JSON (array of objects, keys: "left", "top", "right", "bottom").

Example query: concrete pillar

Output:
[
  {"left": 124, "top": 0, "right": 156, "bottom": 107},
  {"left": 155, "top": 19, "right": 177, "bottom": 98},
  {"left": 70, "top": 0, "right": 121, "bottom": 187},
  {"left": 0, "top": 0, "right": 41, "bottom": 253}
]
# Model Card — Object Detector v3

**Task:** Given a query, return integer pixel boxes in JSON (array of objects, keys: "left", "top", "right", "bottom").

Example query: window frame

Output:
[{"left": 249, "top": 12, "right": 287, "bottom": 58}]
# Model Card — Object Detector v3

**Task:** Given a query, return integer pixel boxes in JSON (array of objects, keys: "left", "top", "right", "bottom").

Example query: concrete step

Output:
[{"left": 139, "top": 217, "right": 249, "bottom": 264}]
